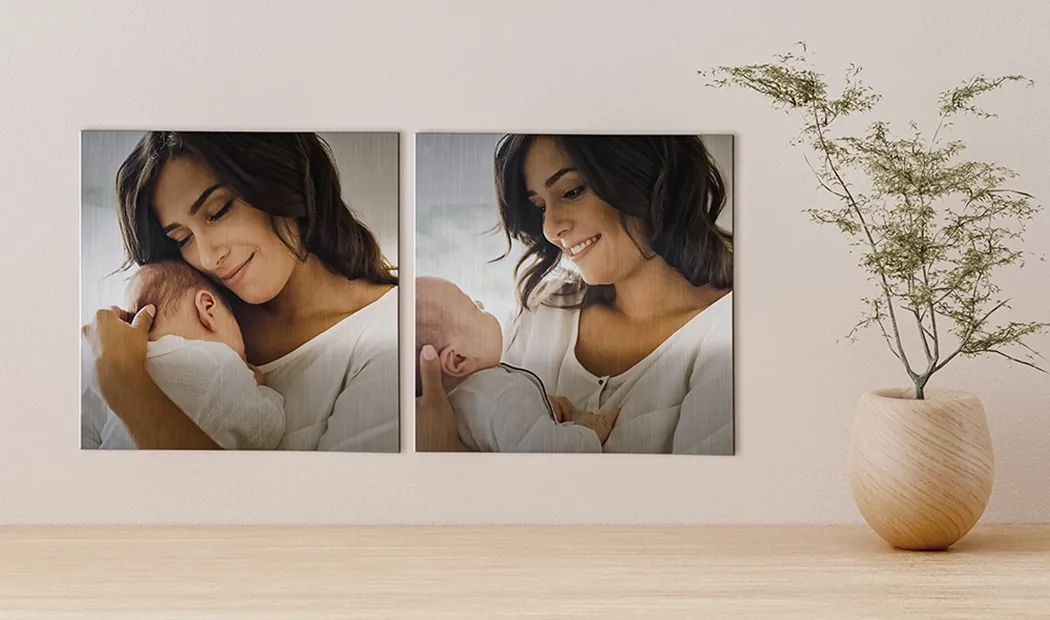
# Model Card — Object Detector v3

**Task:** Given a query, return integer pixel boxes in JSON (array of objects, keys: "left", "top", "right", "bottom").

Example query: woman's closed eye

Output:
[
  {"left": 173, "top": 200, "right": 233, "bottom": 246},
  {"left": 208, "top": 200, "right": 233, "bottom": 222}
]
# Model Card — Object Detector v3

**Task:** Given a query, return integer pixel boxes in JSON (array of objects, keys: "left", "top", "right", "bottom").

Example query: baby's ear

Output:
[
  {"left": 194, "top": 289, "right": 220, "bottom": 331},
  {"left": 439, "top": 345, "right": 477, "bottom": 378}
]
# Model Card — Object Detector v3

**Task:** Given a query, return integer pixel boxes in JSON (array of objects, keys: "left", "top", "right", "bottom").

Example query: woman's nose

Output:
[
  {"left": 197, "top": 235, "right": 230, "bottom": 273},
  {"left": 542, "top": 206, "right": 571, "bottom": 245}
]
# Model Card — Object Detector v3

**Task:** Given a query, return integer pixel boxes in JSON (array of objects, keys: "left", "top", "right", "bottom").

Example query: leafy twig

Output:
[{"left": 703, "top": 45, "right": 1047, "bottom": 399}]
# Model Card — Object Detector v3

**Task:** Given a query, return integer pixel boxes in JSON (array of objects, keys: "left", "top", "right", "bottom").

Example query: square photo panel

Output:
[
  {"left": 415, "top": 133, "right": 734, "bottom": 455},
  {"left": 81, "top": 131, "right": 400, "bottom": 452}
]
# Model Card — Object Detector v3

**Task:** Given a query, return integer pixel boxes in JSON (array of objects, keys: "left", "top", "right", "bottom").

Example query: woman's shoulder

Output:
[
  {"left": 256, "top": 285, "right": 397, "bottom": 372},
  {"left": 351, "top": 283, "right": 398, "bottom": 325},
  {"left": 657, "top": 290, "right": 732, "bottom": 357},
  {"left": 328, "top": 284, "right": 398, "bottom": 345},
  {"left": 682, "top": 290, "right": 733, "bottom": 361},
  {"left": 707, "top": 290, "right": 732, "bottom": 339}
]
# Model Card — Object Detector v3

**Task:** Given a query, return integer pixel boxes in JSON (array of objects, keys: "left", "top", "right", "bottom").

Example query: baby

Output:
[
  {"left": 415, "top": 276, "right": 619, "bottom": 452},
  {"left": 81, "top": 260, "right": 285, "bottom": 450}
]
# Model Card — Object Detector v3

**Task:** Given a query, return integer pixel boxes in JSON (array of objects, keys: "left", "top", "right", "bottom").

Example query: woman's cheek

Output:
[{"left": 180, "top": 245, "right": 202, "bottom": 272}]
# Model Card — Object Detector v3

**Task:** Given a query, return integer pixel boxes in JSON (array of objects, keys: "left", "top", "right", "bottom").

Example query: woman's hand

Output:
[
  {"left": 81, "top": 305, "right": 155, "bottom": 394},
  {"left": 576, "top": 408, "right": 621, "bottom": 445},
  {"left": 548, "top": 395, "right": 573, "bottom": 422},
  {"left": 415, "top": 344, "right": 469, "bottom": 452},
  {"left": 82, "top": 302, "right": 221, "bottom": 450}
]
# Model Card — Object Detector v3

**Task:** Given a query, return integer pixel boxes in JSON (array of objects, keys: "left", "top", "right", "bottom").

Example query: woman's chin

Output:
[{"left": 577, "top": 271, "right": 612, "bottom": 286}]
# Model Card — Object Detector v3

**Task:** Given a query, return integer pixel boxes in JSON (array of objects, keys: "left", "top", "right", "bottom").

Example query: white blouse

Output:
[
  {"left": 257, "top": 286, "right": 400, "bottom": 452},
  {"left": 502, "top": 290, "right": 733, "bottom": 455},
  {"left": 82, "top": 336, "right": 286, "bottom": 450}
]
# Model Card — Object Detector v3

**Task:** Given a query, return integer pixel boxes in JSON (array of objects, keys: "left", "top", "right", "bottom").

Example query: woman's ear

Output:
[
  {"left": 438, "top": 344, "right": 478, "bottom": 378},
  {"left": 194, "top": 289, "right": 220, "bottom": 333}
]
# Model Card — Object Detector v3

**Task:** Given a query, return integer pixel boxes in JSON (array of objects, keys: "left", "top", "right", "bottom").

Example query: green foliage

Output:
[{"left": 701, "top": 43, "right": 1047, "bottom": 399}]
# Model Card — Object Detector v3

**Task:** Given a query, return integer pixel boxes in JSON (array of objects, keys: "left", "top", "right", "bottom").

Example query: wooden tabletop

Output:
[{"left": 1, "top": 525, "right": 1047, "bottom": 619}]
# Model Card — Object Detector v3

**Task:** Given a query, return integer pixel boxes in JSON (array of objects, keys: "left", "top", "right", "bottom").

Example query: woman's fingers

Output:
[
  {"left": 84, "top": 305, "right": 151, "bottom": 390},
  {"left": 82, "top": 308, "right": 114, "bottom": 351},
  {"left": 593, "top": 407, "right": 621, "bottom": 434},
  {"left": 416, "top": 344, "right": 466, "bottom": 451},
  {"left": 130, "top": 304, "right": 156, "bottom": 332},
  {"left": 417, "top": 345, "right": 444, "bottom": 406}
]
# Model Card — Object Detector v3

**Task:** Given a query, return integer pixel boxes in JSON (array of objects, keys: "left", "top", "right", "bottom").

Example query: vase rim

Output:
[{"left": 866, "top": 387, "right": 979, "bottom": 401}]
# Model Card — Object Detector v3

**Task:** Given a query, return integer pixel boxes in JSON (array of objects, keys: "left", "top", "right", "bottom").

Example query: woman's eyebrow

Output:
[
  {"left": 526, "top": 168, "right": 578, "bottom": 196},
  {"left": 161, "top": 183, "right": 222, "bottom": 233},
  {"left": 188, "top": 184, "right": 223, "bottom": 216}
]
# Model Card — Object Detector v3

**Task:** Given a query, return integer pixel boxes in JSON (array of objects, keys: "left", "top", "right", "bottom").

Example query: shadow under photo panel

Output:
[
  {"left": 80, "top": 131, "right": 400, "bottom": 452},
  {"left": 415, "top": 133, "right": 734, "bottom": 455}
]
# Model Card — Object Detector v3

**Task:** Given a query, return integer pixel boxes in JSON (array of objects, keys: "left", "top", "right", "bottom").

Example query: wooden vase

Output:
[{"left": 849, "top": 388, "right": 995, "bottom": 551}]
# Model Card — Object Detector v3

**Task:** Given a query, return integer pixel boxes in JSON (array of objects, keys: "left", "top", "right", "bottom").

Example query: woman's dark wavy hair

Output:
[
  {"left": 115, "top": 131, "right": 397, "bottom": 287},
  {"left": 493, "top": 134, "right": 732, "bottom": 310}
]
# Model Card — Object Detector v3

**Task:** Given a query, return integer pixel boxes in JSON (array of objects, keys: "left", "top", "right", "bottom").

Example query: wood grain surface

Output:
[
  {"left": 1, "top": 525, "right": 1047, "bottom": 619},
  {"left": 850, "top": 389, "right": 996, "bottom": 550}
]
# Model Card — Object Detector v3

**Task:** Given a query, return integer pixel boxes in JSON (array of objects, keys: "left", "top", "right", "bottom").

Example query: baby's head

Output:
[
  {"left": 415, "top": 276, "right": 503, "bottom": 396},
  {"left": 125, "top": 260, "right": 246, "bottom": 359}
]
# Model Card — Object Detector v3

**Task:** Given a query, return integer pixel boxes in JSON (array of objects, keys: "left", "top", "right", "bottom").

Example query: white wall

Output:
[{"left": 1, "top": 0, "right": 1047, "bottom": 525}]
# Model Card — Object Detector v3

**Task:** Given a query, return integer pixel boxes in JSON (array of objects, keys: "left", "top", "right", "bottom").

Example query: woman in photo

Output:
[
  {"left": 417, "top": 134, "right": 733, "bottom": 454},
  {"left": 82, "top": 132, "right": 400, "bottom": 451}
]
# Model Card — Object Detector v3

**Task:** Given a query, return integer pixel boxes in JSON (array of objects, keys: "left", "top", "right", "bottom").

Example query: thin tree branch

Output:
[
  {"left": 875, "top": 315, "right": 905, "bottom": 363},
  {"left": 902, "top": 195, "right": 934, "bottom": 366},
  {"left": 987, "top": 349, "right": 1048, "bottom": 374},
  {"left": 923, "top": 267, "right": 940, "bottom": 367},
  {"left": 810, "top": 110, "right": 917, "bottom": 379},
  {"left": 734, "top": 73, "right": 801, "bottom": 106},
  {"left": 1018, "top": 340, "right": 1049, "bottom": 362},
  {"left": 928, "top": 113, "right": 947, "bottom": 153},
  {"left": 803, "top": 153, "right": 849, "bottom": 200},
  {"left": 935, "top": 298, "right": 1011, "bottom": 372},
  {"left": 911, "top": 307, "right": 934, "bottom": 363}
]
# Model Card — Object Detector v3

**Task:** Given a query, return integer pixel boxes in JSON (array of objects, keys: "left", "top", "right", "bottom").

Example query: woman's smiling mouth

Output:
[
  {"left": 565, "top": 234, "right": 601, "bottom": 261},
  {"left": 220, "top": 254, "right": 254, "bottom": 286}
]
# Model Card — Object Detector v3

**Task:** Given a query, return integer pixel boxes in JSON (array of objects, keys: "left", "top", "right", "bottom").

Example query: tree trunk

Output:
[{"left": 913, "top": 376, "right": 929, "bottom": 400}]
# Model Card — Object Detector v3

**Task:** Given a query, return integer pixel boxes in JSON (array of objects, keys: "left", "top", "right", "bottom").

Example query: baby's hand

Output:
[
  {"left": 575, "top": 408, "right": 621, "bottom": 445},
  {"left": 248, "top": 364, "right": 265, "bottom": 386},
  {"left": 548, "top": 395, "right": 573, "bottom": 422}
]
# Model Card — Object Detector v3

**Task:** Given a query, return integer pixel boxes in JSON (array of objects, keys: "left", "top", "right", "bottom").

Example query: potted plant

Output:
[{"left": 702, "top": 44, "right": 1048, "bottom": 550}]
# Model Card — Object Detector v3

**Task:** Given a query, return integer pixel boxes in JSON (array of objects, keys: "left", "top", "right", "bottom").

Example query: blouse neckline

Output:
[{"left": 564, "top": 291, "right": 732, "bottom": 383}]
